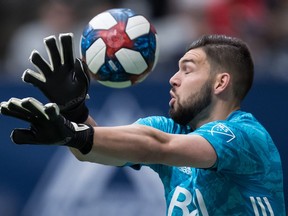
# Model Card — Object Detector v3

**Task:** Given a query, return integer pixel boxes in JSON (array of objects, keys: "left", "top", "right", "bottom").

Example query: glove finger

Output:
[
  {"left": 44, "top": 35, "right": 61, "bottom": 70},
  {"left": 44, "top": 103, "right": 60, "bottom": 121},
  {"left": 21, "top": 98, "right": 48, "bottom": 120},
  {"left": 11, "top": 128, "right": 36, "bottom": 144},
  {"left": 0, "top": 98, "right": 33, "bottom": 122},
  {"left": 22, "top": 69, "right": 46, "bottom": 87},
  {"left": 59, "top": 33, "right": 74, "bottom": 68},
  {"left": 74, "top": 58, "right": 90, "bottom": 87},
  {"left": 30, "top": 50, "right": 52, "bottom": 76}
]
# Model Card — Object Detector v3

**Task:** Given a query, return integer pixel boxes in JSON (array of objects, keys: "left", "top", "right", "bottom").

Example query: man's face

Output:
[{"left": 169, "top": 48, "right": 213, "bottom": 125}]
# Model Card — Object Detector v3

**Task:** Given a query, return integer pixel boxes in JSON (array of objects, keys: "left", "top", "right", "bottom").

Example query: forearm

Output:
[
  {"left": 98, "top": 124, "right": 173, "bottom": 165},
  {"left": 72, "top": 124, "right": 169, "bottom": 166}
]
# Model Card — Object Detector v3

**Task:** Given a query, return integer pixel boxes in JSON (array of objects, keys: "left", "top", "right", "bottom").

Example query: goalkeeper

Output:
[{"left": 1, "top": 33, "right": 285, "bottom": 215}]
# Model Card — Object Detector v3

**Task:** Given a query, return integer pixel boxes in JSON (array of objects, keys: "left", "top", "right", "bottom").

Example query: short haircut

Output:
[{"left": 187, "top": 34, "right": 254, "bottom": 101}]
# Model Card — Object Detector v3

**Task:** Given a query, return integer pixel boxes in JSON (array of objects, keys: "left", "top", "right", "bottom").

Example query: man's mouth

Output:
[
  {"left": 169, "top": 90, "right": 176, "bottom": 107},
  {"left": 169, "top": 98, "right": 176, "bottom": 107}
]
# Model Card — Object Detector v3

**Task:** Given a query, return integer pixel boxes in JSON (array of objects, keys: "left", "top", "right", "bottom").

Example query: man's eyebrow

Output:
[{"left": 179, "top": 58, "right": 196, "bottom": 65}]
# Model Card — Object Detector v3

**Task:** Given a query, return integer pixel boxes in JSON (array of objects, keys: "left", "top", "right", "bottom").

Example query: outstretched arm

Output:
[{"left": 1, "top": 98, "right": 216, "bottom": 168}]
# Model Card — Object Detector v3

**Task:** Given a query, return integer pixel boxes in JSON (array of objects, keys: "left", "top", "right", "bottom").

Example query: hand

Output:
[
  {"left": 22, "top": 33, "right": 90, "bottom": 123},
  {"left": 0, "top": 97, "right": 94, "bottom": 154}
]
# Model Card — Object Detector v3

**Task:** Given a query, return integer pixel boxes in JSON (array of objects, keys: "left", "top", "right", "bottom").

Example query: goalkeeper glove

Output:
[
  {"left": 22, "top": 33, "right": 90, "bottom": 123},
  {"left": 0, "top": 97, "right": 94, "bottom": 154}
]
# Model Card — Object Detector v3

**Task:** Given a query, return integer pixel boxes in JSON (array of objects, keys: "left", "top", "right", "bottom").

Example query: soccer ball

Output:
[{"left": 80, "top": 8, "right": 159, "bottom": 88}]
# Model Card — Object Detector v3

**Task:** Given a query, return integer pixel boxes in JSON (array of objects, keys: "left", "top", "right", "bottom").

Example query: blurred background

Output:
[{"left": 0, "top": 0, "right": 287, "bottom": 215}]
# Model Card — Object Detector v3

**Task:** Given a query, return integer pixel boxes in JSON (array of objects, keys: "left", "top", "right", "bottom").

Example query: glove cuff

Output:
[
  {"left": 62, "top": 102, "right": 89, "bottom": 123},
  {"left": 78, "top": 126, "right": 94, "bottom": 154},
  {"left": 64, "top": 120, "right": 94, "bottom": 154}
]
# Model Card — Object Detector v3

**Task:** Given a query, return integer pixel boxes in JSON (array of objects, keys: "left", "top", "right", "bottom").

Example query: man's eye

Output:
[
  {"left": 184, "top": 68, "right": 193, "bottom": 74},
  {"left": 180, "top": 65, "right": 193, "bottom": 74}
]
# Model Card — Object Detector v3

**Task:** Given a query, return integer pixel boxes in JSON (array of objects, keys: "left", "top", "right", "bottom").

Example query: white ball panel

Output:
[
  {"left": 115, "top": 48, "right": 148, "bottom": 75},
  {"left": 97, "top": 80, "right": 132, "bottom": 88},
  {"left": 89, "top": 12, "right": 117, "bottom": 30},
  {"left": 126, "top": 16, "right": 150, "bottom": 40},
  {"left": 86, "top": 38, "right": 106, "bottom": 74}
]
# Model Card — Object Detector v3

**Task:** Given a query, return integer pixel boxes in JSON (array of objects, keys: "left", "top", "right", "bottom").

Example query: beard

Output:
[{"left": 169, "top": 81, "right": 213, "bottom": 126}]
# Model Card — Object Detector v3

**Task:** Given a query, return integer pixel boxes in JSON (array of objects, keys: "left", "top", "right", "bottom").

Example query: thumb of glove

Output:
[{"left": 11, "top": 129, "right": 36, "bottom": 144}]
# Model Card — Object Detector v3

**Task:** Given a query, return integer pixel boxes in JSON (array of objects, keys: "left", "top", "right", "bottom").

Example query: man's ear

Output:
[{"left": 214, "top": 72, "right": 230, "bottom": 95}]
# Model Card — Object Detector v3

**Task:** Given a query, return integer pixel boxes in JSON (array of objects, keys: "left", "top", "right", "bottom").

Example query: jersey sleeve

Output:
[
  {"left": 134, "top": 116, "right": 191, "bottom": 134},
  {"left": 193, "top": 121, "right": 262, "bottom": 174}
]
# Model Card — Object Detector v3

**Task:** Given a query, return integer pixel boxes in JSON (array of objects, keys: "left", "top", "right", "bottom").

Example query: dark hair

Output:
[{"left": 187, "top": 34, "right": 254, "bottom": 101}]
